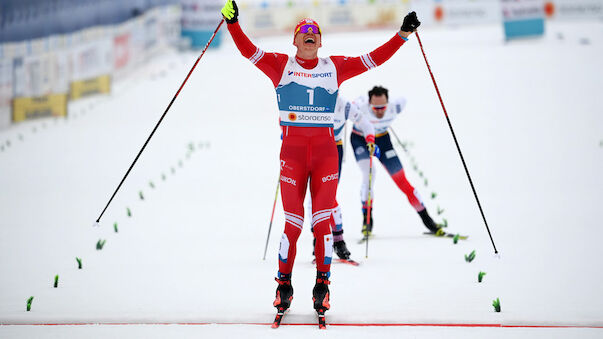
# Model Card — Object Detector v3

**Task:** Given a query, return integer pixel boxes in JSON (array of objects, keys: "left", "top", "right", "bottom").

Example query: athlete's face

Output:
[
  {"left": 369, "top": 94, "right": 388, "bottom": 119},
  {"left": 293, "top": 27, "right": 322, "bottom": 59}
]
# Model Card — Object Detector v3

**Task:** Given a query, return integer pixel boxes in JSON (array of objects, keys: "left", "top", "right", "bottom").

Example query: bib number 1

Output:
[{"left": 306, "top": 89, "right": 314, "bottom": 105}]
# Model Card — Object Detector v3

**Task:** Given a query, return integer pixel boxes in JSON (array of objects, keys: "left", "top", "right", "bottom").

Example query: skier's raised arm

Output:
[{"left": 221, "top": 1, "right": 288, "bottom": 87}]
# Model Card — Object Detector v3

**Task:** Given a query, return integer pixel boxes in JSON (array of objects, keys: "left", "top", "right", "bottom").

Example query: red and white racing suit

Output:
[{"left": 227, "top": 22, "right": 408, "bottom": 276}]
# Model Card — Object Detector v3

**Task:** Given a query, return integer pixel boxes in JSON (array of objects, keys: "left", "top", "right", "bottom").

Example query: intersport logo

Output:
[
  {"left": 321, "top": 173, "right": 338, "bottom": 183},
  {"left": 287, "top": 71, "right": 333, "bottom": 78}
]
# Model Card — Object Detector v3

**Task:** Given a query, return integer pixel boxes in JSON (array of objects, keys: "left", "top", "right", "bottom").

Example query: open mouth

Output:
[{"left": 304, "top": 37, "right": 316, "bottom": 44}]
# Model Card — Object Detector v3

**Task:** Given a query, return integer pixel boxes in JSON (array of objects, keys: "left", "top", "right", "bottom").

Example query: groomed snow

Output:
[{"left": 1, "top": 21, "right": 602, "bottom": 338}]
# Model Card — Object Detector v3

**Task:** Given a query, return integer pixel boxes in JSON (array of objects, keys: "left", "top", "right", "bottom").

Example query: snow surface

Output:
[{"left": 1, "top": 22, "right": 602, "bottom": 338}]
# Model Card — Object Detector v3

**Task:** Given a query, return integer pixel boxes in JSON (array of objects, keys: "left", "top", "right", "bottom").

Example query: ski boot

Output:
[
  {"left": 273, "top": 275, "right": 293, "bottom": 311},
  {"left": 418, "top": 209, "right": 443, "bottom": 234},
  {"left": 313, "top": 272, "right": 330, "bottom": 329},
  {"left": 272, "top": 274, "right": 293, "bottom": 328},
  {"left": 333, "top": 240, "right": 351, "bottom": 260},
  {"left": 362, "top": 207, "right": 374, "bottom": 237}
]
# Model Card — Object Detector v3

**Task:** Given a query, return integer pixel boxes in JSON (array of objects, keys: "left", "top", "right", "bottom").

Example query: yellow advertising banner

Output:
[
  {"left": 12, "top": 94, "right": 68, "bottom": 122},
  {"left": 70, "top": 74, "right": 111, "bottom": 100}
]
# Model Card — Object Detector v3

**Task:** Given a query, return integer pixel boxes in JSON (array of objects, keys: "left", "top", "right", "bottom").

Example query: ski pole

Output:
[
  {"left": 94, "top": 19, "right": 225, "bottom": 226},
  {"left": 263, "top": 177, "right": 280, "bottom": 260},
  {"left": 342, "top": 122, "right": 347, "bottom": 163},
  {"left": 415, "top": 32, "right": 498, "bottom": 254},
  {"left": 365, "top": 155, "right": 373, "bottom": 258},
  {"left": 388, "top": 127, "right": 408, "bottom": 154}
]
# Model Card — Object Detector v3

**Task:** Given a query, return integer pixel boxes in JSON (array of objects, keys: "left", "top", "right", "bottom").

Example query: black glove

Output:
[
  {"left": 221, "top": 0, "right": 239, "bottom": 24},
  {"left": 401, "top": 11, "right": 420, "bottom": 32}
]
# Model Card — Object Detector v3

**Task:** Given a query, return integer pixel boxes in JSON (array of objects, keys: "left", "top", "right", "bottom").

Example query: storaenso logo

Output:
[
  {"left": 287, "top": 71, "right": 333, "bottom": 78},
  {"left": 281, "top": 175, "right": 297, "bottom": 186},
  {"left": 322, "top": 173, "right": 339, "bottom": 183},
  {"left": 296, "top": 114, "right": 331, "bottom": 122}
]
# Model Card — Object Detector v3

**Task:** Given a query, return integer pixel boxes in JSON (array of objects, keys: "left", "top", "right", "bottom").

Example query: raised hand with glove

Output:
[
  {"left": 221, "top": 0, "right": 238, "bottom": 24},
  {"left": 399, "top": 11, "right": 421, "bottom": 39}
]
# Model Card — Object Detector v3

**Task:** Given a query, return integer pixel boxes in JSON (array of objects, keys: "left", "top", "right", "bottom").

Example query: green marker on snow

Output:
[
  {"left": 96, "top": 239, "right": 106, "bottom": 250},
  {"left": 431, "top": 192, "right": 437, "bottom": 199},
  {"left": 424, "top": 178, "right": 428, "bottom": 186},
  {"left": 113, "top": 222, "right": 118, "bottom": 233},
  {"left": 139, "top": 191, "right": 144, "bottom": 200},
  {"left": 453, "top": 234, "right": 460, "bottom": 244},
  {"left": 437, "top": 206, "right": 444, "bottom": 215},
  {"left": 478, "top": 271, "right": 486, "bottom": 283},
  {"left": 442, "top": 218, "right": 448, "bottom": 227},
  {"left": 161, "top": 173, "right": 167, "bottom": 181},
  {"left": 76, "top": 257, "right": 82, "bottom": 269},
  {"left": 465, "top": 250, "right": 476, "bottom": 263},
  {"left": 149, "top": 181, "right": 155, "bottom": 189},
  {"left": 419, "top": 171, "right": 424, "bottom": 178},
  {"left": 171, "top": 167, "right": 175, "bottom": 174},
  {"left": 54, "top": 275, "right": 59, "bottom": 288},
  {"left": 26, "top": 296, "right": 34, "bottom": 311},
  {"left": 492, "top": 298, "right": 501, "bottom": 312},
  {"left": 188, "top": 142, "right": 195, "bottom": 151},
  {"left": 178, "top": 160, "right": 183, "bottom": 168},
  {"left": 127, "top": 207, "right": 132, "bottom": 217}
]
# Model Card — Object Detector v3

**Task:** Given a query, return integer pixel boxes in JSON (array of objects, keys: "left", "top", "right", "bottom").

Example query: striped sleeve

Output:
[
  {"left": 249, "top": 48, "right": 265, "bottom": 65},
  {"left": 227, "top": 22, "right": 288, "bottom": 87}
]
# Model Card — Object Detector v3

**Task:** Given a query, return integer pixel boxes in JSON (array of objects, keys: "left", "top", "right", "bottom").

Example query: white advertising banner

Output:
[
  {"left": 181, "top": 0, "right": 224, "bottom": 48},
  {"left": 409, "top": 0, "right": 501, "bottom": 27},
  {"left": 158, "top": 6, "right": 182, "bottom": 47},
  {"left": 501, "top": 0, "right": 545, "bottom": 40},
  {"left": 13, "top": 52, "right": 70, "bottom": 98},
  {"left": 545, "top": 0, "right": 603, "bottom": 20},
  {"left": 243, "top": 2, "right": 410, "bottom": 36},
  {"left": 69, "top": 39, "right": 113, "bottom": 82}
]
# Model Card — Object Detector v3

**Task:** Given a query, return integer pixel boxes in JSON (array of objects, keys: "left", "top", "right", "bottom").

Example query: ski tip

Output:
[
  {"left": 271, "top": 314, "right": 283, "bottom": 329},
  {"left": 334, "top": 259, "right": 360, "bottom": 266}
]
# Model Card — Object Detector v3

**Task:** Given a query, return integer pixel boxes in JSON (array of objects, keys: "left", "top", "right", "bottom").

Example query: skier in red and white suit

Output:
[{"left": 221, "top": 0, "right": 420, "bottom": 317}]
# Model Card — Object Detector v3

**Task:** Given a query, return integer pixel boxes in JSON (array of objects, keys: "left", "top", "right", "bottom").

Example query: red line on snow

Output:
[{"left": 1, "top": 322, "right": 602, "bottom": 329}]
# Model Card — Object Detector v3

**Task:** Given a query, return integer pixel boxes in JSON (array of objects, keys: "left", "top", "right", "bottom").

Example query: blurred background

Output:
[{"left": 1, "top": 0, "right": 602, "bottom": 130}]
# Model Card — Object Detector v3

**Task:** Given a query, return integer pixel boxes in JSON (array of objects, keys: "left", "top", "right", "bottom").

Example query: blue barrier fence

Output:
[{"left": 0, "top": 0, "right": 179, "bottom": 43}]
